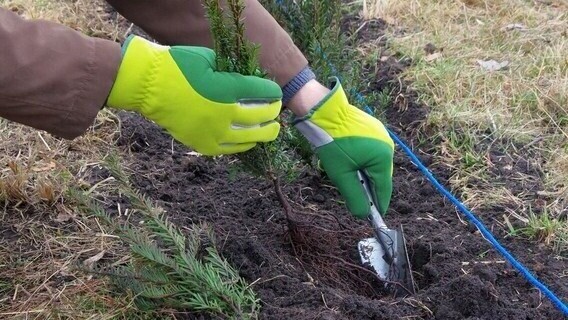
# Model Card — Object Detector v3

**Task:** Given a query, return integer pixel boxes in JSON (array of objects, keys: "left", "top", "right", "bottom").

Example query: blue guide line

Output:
[
  {"left": 358, "top": 71, "right": 567, "bottom": 317},
  {"left": 359, "top": 68, "right": 568, "bottom": 317},
  {"left": 273, "top": 0, "right": 568, "bottom": 315},
  {"left": 387, "top": 128, "right": 568, "bottom": 316}
]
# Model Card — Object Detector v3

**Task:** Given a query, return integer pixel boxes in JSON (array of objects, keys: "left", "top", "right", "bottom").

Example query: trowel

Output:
[{"left": 357, "top": 171, "right": 415, "bottom": 297}]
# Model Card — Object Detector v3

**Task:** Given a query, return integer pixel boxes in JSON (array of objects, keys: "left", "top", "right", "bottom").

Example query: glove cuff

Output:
[
  {"left": 294, "top": 120, "right": 334, "bottom": 148},
  {"left": 293, "top": 77, "right": 355, "bottom": 147},
  {"left": 107, "top": 36, "right": 168, "bottom": 111},
  {"left": 291, "top": 77, "right": 346, "bottom": 124}
]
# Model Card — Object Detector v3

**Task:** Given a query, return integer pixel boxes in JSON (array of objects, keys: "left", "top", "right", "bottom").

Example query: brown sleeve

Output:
[
  {"left": 106, "top": 0, "right": 308, "bottom": 86},
  {"left": 0, "top": 8, "right": 122, "bottom": 139}
]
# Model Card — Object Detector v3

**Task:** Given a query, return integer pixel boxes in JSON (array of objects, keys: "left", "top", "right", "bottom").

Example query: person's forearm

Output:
[
  {"left": 106, "top": 0, "right": 309, "bottom": 88},
  {"left": 0, "top": 8, "right": 121, "bottom": 139}
]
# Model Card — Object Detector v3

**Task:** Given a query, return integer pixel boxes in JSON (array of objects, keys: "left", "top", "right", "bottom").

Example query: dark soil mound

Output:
[{"left": 114, "top": 19, "right": 566, "bottom": 320}]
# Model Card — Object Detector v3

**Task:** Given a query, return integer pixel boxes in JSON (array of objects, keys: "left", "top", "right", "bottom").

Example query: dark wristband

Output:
[{"left": 282, "top": 66, "right": 316, "bottom": 105}]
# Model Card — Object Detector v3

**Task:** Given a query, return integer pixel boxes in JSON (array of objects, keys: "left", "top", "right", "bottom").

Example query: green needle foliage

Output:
[
  {"left": 261, "top": 0, "right": 375, "bottom": 111},
  {"left": 106, "top": 214, "right": 259, "bottom": 318},
  {"left": 205, "top": 0, "right": 262, "bottom": 76},
  {"left": 202, "top": 0, "right": 376, "bottom": 219},
  {"left": 71, "top": 154, "right": 260, "bottom": 319},
  {"left": 205, "top": 0, "right": 377, "bottom": 181},
  {"left": 204, "top": 0, "right": 307, "bottom": 189}
]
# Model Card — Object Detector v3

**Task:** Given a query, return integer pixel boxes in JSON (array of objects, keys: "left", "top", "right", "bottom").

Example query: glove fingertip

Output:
[
  {"left": 243, "top": 76, "right": 282, "bottom": 100},
  {"left": 344, "top": 192, "right": 372, "bottom": 219},
  {"left": 267, "top": 122, "right": 281, "bottom": 140},
  {"left": 262, "top": 100, "right": 282, "bottom": 120},
  {"left": 371, "top": 178, "right": 392, "bottom": 216}
]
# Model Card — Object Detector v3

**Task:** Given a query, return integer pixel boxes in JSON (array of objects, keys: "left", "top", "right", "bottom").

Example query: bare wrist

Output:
[{"left": 286, "top": 80, "right": 330, "bottom": 117}]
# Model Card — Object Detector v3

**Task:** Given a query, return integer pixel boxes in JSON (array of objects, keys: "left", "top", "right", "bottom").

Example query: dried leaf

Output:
[
  {"left": 54, "top": 212, "right": 73, "bottom": 223},
  {"left": 425, "top": 52, "right": 442, "bottom": 62},
  {"left": 477, "top": 59, "right": 509, "bottom": 72},
  {"left": 83, "top": 251, "right": 105, "bottom": 269},
  {"left": 54, "top": 204, "right": 75, "bottom": 222},
  {"left": 537, "top": 78, "right": 551, "bottom": 87},
  {"left": 7, "top": 161, "right": 19, "bottom": 174}
]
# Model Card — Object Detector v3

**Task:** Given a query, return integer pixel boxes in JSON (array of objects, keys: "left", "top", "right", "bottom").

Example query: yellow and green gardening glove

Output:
[
  {"left": 106, "top": 35, "right": 282, "bottom": 156},
  {"left": 293, "top": 79, "right": 394, "bottom": 218}
]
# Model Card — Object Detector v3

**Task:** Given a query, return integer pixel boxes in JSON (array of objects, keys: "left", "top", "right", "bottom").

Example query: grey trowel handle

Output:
[{"left": 357, "top": 171, "right": 395, "bottom": 264}]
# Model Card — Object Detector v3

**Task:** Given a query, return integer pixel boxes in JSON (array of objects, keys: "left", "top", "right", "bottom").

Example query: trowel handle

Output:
[
  {"left": 357, "top": 171, "right": 387, "bottom": 228},
  {"left": 357, "top": 171, "right": 395, "bottom": 263}
]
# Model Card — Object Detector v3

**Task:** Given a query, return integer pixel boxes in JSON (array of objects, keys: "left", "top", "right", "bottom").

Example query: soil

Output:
[{"left": 113, "top": 19, "right": 566, "bottom": 320}]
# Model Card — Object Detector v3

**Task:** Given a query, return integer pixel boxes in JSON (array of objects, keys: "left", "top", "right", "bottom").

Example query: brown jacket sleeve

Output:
[
  {"left": 106, "top": 0, "right": 308, "bottom": 86},
  {"left": 0, "top": 1, "right": 307, "bottom": 140},
  {"left": 0, "top": 8, "right": 122, "bottom": 139}
]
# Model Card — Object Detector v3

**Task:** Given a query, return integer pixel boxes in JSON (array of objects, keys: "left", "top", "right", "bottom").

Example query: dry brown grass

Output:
[
  {"left": 361, "top": 0, "right": 568, "bottom": 253},
  {"left": 3, "top": 0, "right": 129, "bottom": 41},
  {"left": 0, "top": 109, "right": 145, "bottom": 318},
  {"left": 0, "top": 0, "right": 146, "bottom": 318}
]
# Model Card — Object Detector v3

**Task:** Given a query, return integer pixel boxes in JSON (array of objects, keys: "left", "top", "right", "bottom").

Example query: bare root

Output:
[{"left": 270, "top": 176, "right": 382, "bottom": 297}]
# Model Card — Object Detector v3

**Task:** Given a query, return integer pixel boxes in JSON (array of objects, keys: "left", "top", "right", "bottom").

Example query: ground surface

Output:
[
  {"left": 112, "top": 19, "right": 566, "bottom": 319},
  {"left": 1, "top": 0, "right": 566, "bottom": 319}
]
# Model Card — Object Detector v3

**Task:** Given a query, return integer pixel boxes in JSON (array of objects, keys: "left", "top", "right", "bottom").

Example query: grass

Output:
[
  {"left": 520, "top": 209, "right": 568, "bottom": 253},
  {"left": 2, "top": 0, "right": 566, "bottom": 317},
  {"left": 1, "top": 0, "right": 260, "bottom": 318},
  {"left": 359, "top": 0, "right": 568, "bottom": 254},
  {"left": 0, "top": 2, "right": 131, "bottom": 316},
  {"left": 0, "top": 107, "right": 145, "bottom": 318},
  {"left": 3, "top": 0, "right": 127, "bottom": 40}
]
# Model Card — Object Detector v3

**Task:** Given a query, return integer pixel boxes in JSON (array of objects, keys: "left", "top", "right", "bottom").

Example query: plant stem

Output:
[{"left": 270, "top": 175, "right": 293, "bottom": 221}]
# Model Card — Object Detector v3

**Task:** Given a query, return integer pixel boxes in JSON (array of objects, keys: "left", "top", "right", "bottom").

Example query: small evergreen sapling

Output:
[
  {"left": 204, "top": 0, "right": 303, "bottom": 222},
  {"left": 206, "top": 0, "right": 392, "bottom": 299},
  {"left": 260, "top": 0, "right": 376, "bottom": 111}
]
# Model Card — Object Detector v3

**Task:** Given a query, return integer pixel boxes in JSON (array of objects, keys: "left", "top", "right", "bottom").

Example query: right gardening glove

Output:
[
  {"left": 106, "top": 35, "right": 282, "bottom": 156},
  {"left": 293, "top": 79, "right": 395, "bottom": 219}
]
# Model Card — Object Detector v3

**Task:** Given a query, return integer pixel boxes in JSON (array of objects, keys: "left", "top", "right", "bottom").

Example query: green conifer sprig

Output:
[
  {"left": 205, "top": 0, "right": 262, "bottom": 76},
  {"left": 204, "top": 0, "right": 234, "bottom": 71},
  {"left": 71, "top": 154, "right": 260, "bottom": 319},
  {"left": 203, "top": 0, "right": 303, "bottom": 185},
  {"left": 260, "top": 0, "right": 375, "bottom": 111}
]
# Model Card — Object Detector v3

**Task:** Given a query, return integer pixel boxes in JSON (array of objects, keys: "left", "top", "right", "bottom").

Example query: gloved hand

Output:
[
  {"left": 293, "top": 79, "right": 394, "bottom": 218},
  {"left": 107, "top": 35, "right": 282, "bottom": 156}
]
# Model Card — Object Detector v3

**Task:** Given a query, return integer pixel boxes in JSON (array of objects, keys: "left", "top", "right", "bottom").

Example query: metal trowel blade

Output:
[
  {"left": 358, "top": 237, "right": 390, "bottom": 282},
  {"left": 358, "top": 227, "right": 415, "bottom": 297},
  {"left": 395, "top": 224, "right": 415, "bottom": 296}
]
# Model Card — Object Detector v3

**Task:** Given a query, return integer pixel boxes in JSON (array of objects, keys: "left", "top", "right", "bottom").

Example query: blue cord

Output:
[
  {"left": 352, "top": 38, "right": 568, "bottom": 317},
  {"left": 363, "top": 76, "right": 568, "bottom": 316},
  {"left": 387, "top": 131, "right": 568, "bottom": 316},
  {"left": 346, "top": 78, "right": 568, "bottom": 315},
  {"left": 274, "top": 0, "right": 568, "bottom": 315},
  {"left": 362, "top": 75, "right": 568, "bottom": 316}
]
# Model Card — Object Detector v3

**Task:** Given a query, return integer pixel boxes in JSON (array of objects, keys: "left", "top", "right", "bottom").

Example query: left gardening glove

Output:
[
  {"left": 106, "top": 35, "right": 282, "bottom": 156},
  {"left": 293, "top": 78, "right": 394, "bottom": 219}
]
